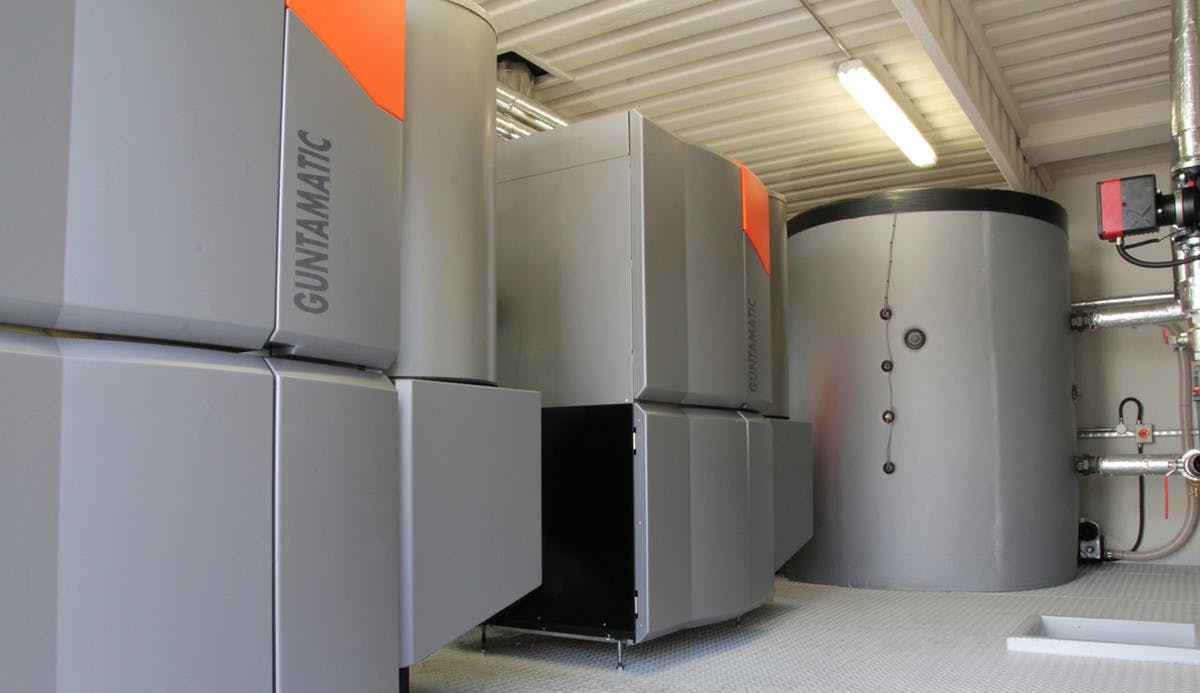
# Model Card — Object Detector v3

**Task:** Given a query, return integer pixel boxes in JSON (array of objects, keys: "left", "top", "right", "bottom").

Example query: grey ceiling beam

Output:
[
  {"left": 1021, "top": 99, "right": 1171, "bottom": 166},
  {"left": 892, "top": 0, "right": 1048, "bottom": 193}
]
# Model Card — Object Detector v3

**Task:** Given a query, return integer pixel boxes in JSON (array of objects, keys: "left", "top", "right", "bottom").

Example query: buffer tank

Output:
[{"left": 783, "top": 189, "right": 1077, "bottom": 591}]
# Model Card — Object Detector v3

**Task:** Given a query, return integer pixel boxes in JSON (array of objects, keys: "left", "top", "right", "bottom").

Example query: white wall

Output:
[{"left": 1048, "top": 144, "right": 1199, "bottom": 565}]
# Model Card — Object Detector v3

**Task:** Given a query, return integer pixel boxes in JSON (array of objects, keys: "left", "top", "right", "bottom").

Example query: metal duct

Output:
[{"left": 497, "top": 58, "right": 534, "bottom": 97}]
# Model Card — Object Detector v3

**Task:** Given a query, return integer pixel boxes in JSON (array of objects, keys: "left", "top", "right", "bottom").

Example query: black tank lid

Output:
[{"left": 787, "top": 188, "right": 1068, "bottom": 236}]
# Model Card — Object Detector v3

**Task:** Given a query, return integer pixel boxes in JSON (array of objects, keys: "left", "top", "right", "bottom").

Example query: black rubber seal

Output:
[{"left": 787, "top": 188, "right": 1068, "bottom": 237}]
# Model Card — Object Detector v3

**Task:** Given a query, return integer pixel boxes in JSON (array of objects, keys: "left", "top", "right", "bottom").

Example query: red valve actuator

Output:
[{"left": 1096, "top": 175, "right": 1160, "bottom": 242}]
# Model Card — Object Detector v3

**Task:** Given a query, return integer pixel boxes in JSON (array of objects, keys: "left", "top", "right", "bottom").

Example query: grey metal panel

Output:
[
  {"left": 391, "top": 0, "right": 498, "bottom": 382},
  {"left": 272, "top": 12, "right": 403, "bottom": 370},
  {"left": 633, "top": 404, "right": 692, "bottom": 643},
  {"left": 56, "top": 1, "right": 280, "bottom": 348},
  {"left": 397, "top": 380, "right": 540, "bottom": 666},
  {"left": 743, "top": 229, "right": 772, "bottom": 412},
  {"left": 743, "top": 413, "right": 775, "bottom": 606},
  {"left": 785, "top": 206, "right": 1077, "bottom": 591},
  {"left": 686, "top": 407, "right": 751, "bottom": 624},
  {"left": 270, "top": 359, "right": 399, "bottom": 692},
  {"left": 496, "top": 155, "right": 635, "bottom": 406},
  {"left": 495, "top": 110, "right": 631, "bottom": 184},
  {"left": 681, "top": 146, "right": 747, "bottom": 409},
  {"left": 770, "top": 418, "right": 812, "bottom": 571},
  {"left": 56, "top": 339, "right": 273, "bottom": 692},
  {"left": 630, "top": 115, "right": 690, "bottom": 404},
  {"left": 763, "top": 192, "right": 790, "bottom": 419},
  {"left": 0, "top": 332, "right": 63, "bottom": 693},
  {"left": 0, "top": 4, "right": 70, "bottom": 328},
  {"left": 496, "top": 111, "right": 781, "bottom": 409}
]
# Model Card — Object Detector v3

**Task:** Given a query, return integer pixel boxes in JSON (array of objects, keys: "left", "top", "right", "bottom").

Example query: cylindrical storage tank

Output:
[
  {"left": 783, "top": 189, "right": 1077, "bottom": 591},
  {"left": 390, "top": 0, "right": 496, "bottom": 383}
]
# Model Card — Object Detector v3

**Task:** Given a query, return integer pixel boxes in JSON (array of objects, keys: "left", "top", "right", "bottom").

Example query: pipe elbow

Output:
[{"left": 1182, "top": 449, "right": 1200, "bottom": 482}]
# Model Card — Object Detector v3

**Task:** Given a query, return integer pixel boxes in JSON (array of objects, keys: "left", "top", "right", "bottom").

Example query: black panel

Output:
[
  {"left": 489, "top": 404, "right": 637, "bottom": 640},
  {"left": 787, "top": 188, "right": 1068, "bottom": 236}
]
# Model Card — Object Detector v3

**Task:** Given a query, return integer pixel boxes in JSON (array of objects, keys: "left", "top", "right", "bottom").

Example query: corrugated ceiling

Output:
[
  {"left": 979, "top": 0, "right": 1168, "bottom": 117},
  {"left": 481, "top": 0, "right": 1175, "bottom": 214}
]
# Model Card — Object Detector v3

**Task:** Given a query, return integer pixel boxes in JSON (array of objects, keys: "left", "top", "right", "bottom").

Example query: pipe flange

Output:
[{"left": 1181, "top": 449, "right": 1200, "bottom": 482}]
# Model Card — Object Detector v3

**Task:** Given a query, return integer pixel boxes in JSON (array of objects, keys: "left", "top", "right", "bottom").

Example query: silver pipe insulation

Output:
[
  {"left": 495, "top": 98, "right": 556, "bottom": 133},
  {"left": 1070, "top": 293, "right": 1178, "bottom": 311},
  {"left": 1081, "top": 454, "right": 1184, "bottom": 476},
  {"left": 1173, "top": 323, "right": 1196, "bottom": 456},
  {"left": 495, "top": 113, "right": 535, "bottom": 140},
  {"left": 1076, "top": 451, "right": 1200, "bottom": 479},
  {"left": 497, "top": 84, "right": 570, "bottom": 128},
  {"left": 1080, "top": 450, "right": 1200, "bottom": 477},
  {"left": 1172, "top": 240, "right": 1200, "bottom": 361},
  {"left": 1172, "top": 0, "right": 1200, "bottom": 361},
  {"left": 1172, "top": 0, "right": 1200, "bottom": 172},
  {"left": 496, "top": 83, "right": 569, "bottom": 131},
  {"left": 1078, "top": 427, "right": 1195, "bottom": 440},
  {"left": 1070, "top": 300, "right": 1184, "bottom": 330}
]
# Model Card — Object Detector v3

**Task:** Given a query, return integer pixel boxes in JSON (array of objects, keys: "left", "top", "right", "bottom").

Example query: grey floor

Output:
[{"left": 411, "top": 563, "right": 1200, "bottom": 692}]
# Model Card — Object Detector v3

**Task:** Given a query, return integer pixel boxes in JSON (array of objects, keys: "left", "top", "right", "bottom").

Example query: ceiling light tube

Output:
[{"left": 837, "top": 59, "right": 937, "bottom": 167}]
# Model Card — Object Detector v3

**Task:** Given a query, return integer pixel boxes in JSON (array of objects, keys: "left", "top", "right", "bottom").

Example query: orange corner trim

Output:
[
  {"left": 738, "top": 162, "right": 770, "bottom": 275},
  {"left": 287, "top": 0, "right": 406, "bottom": 120}
]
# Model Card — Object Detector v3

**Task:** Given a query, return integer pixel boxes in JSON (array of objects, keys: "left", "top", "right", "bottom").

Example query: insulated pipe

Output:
[
  {"left": 1170, "top": 0, "right": 1200, "bottom": 358},
  {"left": 495, "top": 100, "right": 555, "bottom": 133},
  {"left": 1170, "top": 240, "right": 1200, "bottom": 361},
  {"left": 1078, "top": 427, "right": 1195, "bottom": 440},
  {"left": 495, "top": 113, "right": 535, "bottom": 139},
  {"left": 1091, "top": 455, "right": 1182, "bottom": 476},
  {"left": 1070, "top": 293, "right": 1178, "bottom": 311},
  {"left": 1069, "top": 300, "right": 1184, "bottom": 330},
  {"left": 1176, "top": 323, "right": 1197, "bottom": 456},
  {"left": 1173, "top": 0, "right": 1200, "bottom": 172},
  {"left": 496, "top": 84, "right": 569, "bottom": 128}
]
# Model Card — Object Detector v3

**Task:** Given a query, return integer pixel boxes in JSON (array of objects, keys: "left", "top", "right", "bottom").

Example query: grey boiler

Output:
[{"left": 783, "top": 189, "right": 1078, "bottom": 591}]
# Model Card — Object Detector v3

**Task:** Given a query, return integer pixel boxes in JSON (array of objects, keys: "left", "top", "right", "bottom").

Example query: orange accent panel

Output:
[
  {"left": 739, "top": 163, "right": 770, "bottom": 275},
  {"left": 287, "top": 0, "right": 406, "bottom": 120}
]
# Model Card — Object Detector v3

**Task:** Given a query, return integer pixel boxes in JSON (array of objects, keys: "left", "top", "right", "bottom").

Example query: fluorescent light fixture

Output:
[{"left": 837, "top": 59, "right": 937, "bottom": 167}]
